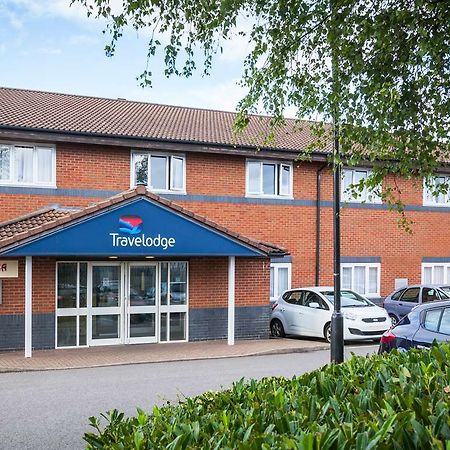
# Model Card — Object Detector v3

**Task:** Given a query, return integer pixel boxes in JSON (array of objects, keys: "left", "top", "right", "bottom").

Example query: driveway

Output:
[{"left": 0, "top": 344, "right": 377, "bottom": 450}]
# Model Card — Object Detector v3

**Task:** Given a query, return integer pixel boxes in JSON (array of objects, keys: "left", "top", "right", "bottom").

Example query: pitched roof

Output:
[
  {"left": 0, "top": 87, "right": 329, "bottom": 153},
  {"left": 0, "top": 186, "right": 287, "bottom": 257}
]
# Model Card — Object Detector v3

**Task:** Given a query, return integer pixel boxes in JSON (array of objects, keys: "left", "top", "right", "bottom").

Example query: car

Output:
[
  {"left": 270, "top": 287, "right": 390, "bottom": 342},
  {"left": 378, "top": 300, "right": 450, "bottom": 353},
  {"left": 383, "top": 284, "right": 450, "bottom": 326}
]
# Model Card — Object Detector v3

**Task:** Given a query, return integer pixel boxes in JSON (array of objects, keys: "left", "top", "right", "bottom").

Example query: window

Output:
[
  {"left": 423, "top": 175, "right": 450, "bottom": 206},
  {"left": 246, "top": 160, "right": 292, "bottom": 197},
  {"left": 400, "top": 288, "right": 420, "bottom": 303},
  {"left": 132, "top": 152, "right": 185, "bottom": 193},
  {"left": 423, "top": 308, "right": 442, "bottom": 332},
  {"left": 0, "top": 143, "right": 55, "bottom": 186},
  {"left": 422, "top": 263, "right": 450, "bottom": 285},
  {"left": 270, "top": 263, "right": 292, "bottom": 301},
  {"left": 342, "top": 168, "right": 381, "bottom": 203},
  {"left": 341, "top": 263, "right": 380, "bottom": 297}
]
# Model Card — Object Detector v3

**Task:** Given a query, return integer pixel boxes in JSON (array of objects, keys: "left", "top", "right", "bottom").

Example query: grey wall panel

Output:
[
  {"left": 189, "top": 305, "right": 270, "bottom": 341},
  {"left": 0, "top": 313, "right": 54, "bottom": 351}
]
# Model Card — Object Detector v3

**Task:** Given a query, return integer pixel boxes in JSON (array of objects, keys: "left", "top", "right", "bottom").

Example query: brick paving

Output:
[{"left": 0, "top": 339, "right": 329, "bottom": 373}]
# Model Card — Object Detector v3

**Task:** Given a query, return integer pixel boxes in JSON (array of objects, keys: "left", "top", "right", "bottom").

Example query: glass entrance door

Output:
[
  {"left": 89, "top": 263, "right": 122, "bottom": 346},
  {"left": 126, "top": 263, "right": 158, "bottom": 344}
]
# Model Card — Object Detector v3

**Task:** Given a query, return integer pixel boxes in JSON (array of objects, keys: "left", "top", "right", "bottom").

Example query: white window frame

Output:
[
  {"left": 423, "top": 175, "right": 450, "bottom": 207},
  {"left": 422, "top": 263, "right": 450, "bottom": 284},
  {"left": 0, "top": 141, "right": 56, "bottom": 188},
  {"left": 340, "top": 263, "right": 381, "bottom": 298},
  {"left": 130, "top": 151, "right": 186, "bottom": 194},
  {"left": 246, "top": 159, "right": 293, "bottom": 199},
  {"left": 341, "top": 168, "right": 382, "bottom": 204},
  {"left": 270, "top": 262, "right": 292, "bottom": 301}
]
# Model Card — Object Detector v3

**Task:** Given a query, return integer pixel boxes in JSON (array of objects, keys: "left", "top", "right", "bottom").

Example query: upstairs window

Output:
[
  {"left": 132, "top": 152, "right": 185, "bottom": 193},
  {"left": 246, "top": 160, "right": 292, "bottom": 198},
  {"left": 342, "top": 168, "right": 381, "bottom": 203},
  {"left": 423, "top": 175, "right": 450, "bottom": 206},
  {"left": 0, "top": 143, "right": 55, "bottom": 187}
]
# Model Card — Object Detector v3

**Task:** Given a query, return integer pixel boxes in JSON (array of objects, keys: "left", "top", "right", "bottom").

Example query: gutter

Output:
[{"left": 315, "top": 163, "right": 328, "bottom": 286}]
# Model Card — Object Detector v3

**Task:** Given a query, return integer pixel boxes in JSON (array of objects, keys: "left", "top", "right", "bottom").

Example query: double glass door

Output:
[{"left": 56, "top": 261, "right": 187, "bottom": 348}]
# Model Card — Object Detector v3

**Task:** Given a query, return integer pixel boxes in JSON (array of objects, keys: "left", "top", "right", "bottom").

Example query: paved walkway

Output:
[{"left": 0, "top": 338, "right": 329, "bottom": 372}]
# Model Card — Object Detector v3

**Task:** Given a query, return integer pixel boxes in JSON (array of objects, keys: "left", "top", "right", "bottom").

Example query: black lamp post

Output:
[{"left": 330, "top": 118, "right": 344, "bottom": 363}]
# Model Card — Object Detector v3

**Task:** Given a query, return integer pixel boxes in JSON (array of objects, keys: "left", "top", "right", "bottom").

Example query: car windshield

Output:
[{"left": 322, "top": 290, "right": 373, "bottom": 307}]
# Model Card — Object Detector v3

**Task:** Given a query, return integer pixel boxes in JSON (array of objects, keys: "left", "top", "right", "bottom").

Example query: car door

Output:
[
  {"left": 412, "top": 307, "right": 450, "bottom": 348},
  {"left": 297, "top": 291, "right": 330, "bottom": 337},
  {"left": 396, "top": 287, "right": 420, "bottom": 318},
  {"left": 280, "top": 290, "right": 304, "bottom": 335}
]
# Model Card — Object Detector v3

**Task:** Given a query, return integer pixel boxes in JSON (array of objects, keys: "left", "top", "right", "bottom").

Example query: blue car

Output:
[
  {"left": 379, "top": 300, "right": 450, "bottom": 353},
  {"left": 383, "top": 284, "right": 450, "bottom": 326}
]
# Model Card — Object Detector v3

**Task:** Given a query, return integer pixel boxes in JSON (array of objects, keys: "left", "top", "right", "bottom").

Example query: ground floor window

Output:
[
  {"left": 55, "top": 261, "right": 188, "bottom": 348},
  {"left": 341, "top": 263, "right": 380, "bottom": 298},
  {"left": 270, "top": 262, "right": 291, "bottom": 301},
  {"left": 422, "top": 263, "right": 450, "bottom": 285}
]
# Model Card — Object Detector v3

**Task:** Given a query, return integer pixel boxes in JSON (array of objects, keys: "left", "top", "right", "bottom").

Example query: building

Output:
[{"left": 0, "top": 87, "right": 449, "bottom": 355}]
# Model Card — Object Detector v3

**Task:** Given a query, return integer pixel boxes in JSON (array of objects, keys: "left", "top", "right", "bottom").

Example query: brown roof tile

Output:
[
  {"left": 0, "top": 208, "right": 73, "bottom": 241},
  {"left": 0, "top": 87, "right": 330, "bottom": 153},
  {"left": 0, "top": 188, "right": 287, "bottom": 257}
]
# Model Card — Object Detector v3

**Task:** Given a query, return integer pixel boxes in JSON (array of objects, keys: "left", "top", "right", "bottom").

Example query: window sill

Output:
[
  {"left": 0, "top": 183, "right": 57, "bottom": 189},
  {"left": 423, "top": 202, "right": 450, "bottom": 208},
  {"left": 131, "top": 186, "right": 187, "bottom": 195},
  {"left": 245, "top": 194, "right": 294, "bottom": 200},
  {"left": 341, "top": 199, "right": 382, "bottom": 205}
]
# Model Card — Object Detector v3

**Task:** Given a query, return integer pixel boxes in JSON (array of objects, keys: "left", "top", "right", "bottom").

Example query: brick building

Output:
[{"left": 0, "top": 87, "right": 449, "bottom": 354}]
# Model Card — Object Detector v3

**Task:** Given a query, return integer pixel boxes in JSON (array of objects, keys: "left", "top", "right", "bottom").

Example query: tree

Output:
[
  {"left": 75, "top": 0, "right": 449, "bottom": 361},
  {"left": 75, "top": 0, "right": 449, "bottom": 201}
]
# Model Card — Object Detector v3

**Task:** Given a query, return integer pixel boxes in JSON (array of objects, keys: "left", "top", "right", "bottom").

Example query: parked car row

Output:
[{"left": 270, "top": 284, "right": 450, "bottom": 350}]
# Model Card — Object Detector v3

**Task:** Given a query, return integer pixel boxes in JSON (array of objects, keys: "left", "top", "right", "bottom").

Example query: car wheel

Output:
[
  {"left": 270, "top": 319, "right": 285, "bottom": 338},
  {"left": 389, "top": 314, "right": 398, "bottom": 327},
  {"left": 324, "top": 323, "right": 331, "bottom": 343}
]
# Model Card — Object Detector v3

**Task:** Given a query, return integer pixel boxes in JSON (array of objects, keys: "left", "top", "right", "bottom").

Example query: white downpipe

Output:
[
  {"left": 25, "top": 256, "right": 32, "bottom": 358},
  {"left": 227, "top": 256, "right": 235, "bottom": 346}
]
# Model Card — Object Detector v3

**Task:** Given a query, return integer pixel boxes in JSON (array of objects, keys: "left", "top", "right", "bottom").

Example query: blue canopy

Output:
[{"left": 2, "top": 197, "right": 267, "bottom": 257}]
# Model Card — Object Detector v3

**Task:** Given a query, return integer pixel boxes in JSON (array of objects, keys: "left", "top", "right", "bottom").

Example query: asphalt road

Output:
[{"left": 0, "top": 344, "right": 377, "bottom": 450}]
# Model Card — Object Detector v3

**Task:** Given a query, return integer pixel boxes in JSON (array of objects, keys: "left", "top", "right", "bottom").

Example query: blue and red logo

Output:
[{"left": 119, "top": 215, "right": 143, "bottom": 235}]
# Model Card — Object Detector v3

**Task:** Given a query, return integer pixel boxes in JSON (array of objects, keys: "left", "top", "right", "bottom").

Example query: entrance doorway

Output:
[{"left": 55, "top": 261, "right": 188, "bottom": 348}]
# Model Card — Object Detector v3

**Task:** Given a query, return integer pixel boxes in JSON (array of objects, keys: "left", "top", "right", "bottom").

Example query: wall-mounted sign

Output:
[{"left": 0, "top": 260, "right": 18, "bottom": 278}]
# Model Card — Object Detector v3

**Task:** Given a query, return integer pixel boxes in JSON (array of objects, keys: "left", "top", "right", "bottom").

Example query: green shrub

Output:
[{"left": 84, "top": 344, "right": 450, "bottom": 449}]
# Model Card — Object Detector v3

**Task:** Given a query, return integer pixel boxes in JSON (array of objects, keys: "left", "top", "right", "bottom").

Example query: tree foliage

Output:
[{"left": 75, "top": 0, "right": 450, "bottom": 210}]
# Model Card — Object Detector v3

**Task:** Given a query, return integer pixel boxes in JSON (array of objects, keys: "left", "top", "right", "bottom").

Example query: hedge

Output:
[{"left": 84, "top": 344, "right": 450, "bottom": 449}]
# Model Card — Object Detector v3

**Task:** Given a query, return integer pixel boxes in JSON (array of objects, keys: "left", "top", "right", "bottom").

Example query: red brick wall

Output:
[
  {"left": 0, "top": 257, "right": 55, "bottom": 314},
  {"left": 189, "top": 257, "right": 269, "bottom": 308},
  {"left": 0, "top": 141, "right": 448, "bottom": 299}
]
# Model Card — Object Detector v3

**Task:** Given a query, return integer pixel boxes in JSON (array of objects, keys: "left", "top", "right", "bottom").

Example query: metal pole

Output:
[{"left": 330, "top": 119, "right": 344, "bottom": 363}]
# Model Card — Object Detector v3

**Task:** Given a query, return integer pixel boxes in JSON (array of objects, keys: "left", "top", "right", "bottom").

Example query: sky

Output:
[{"left": 0, "top": 0, "right": 255, "bottom": 112}]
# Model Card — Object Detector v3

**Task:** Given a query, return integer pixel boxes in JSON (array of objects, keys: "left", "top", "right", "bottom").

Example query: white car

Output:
[{"left": 270, "top": 286, "right": 390, "bottom": 342}]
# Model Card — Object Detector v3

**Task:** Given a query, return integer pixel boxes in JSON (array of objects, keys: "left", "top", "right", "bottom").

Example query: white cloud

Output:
[
  {"left": 38, "top": 47, "right": 62, "bottom": 55},
  {"left": 69, "top": 33, "right": 96, "bottom": 46}
]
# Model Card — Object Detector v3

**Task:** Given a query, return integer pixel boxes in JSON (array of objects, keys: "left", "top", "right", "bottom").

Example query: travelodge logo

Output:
[
  {"left": 109, "top": 214, "right": 176, "bottom": 250},
  {"left": 119, "top": 215, "right": 143, "bottom": 235}
]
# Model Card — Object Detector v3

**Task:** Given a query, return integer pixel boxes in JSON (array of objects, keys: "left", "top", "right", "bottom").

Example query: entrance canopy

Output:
[{"left": 0, "top": 186, "right": 287, "bottom": 258}]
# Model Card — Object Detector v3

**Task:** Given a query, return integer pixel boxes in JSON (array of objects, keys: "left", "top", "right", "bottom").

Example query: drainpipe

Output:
[{"left": 315, "top": 163, "right": 328, "bottom": 286}]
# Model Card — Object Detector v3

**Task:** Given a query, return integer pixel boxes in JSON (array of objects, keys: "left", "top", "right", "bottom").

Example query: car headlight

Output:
[{"left": 344, "top": 312, "right": 357, "bottom": 321}]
